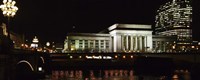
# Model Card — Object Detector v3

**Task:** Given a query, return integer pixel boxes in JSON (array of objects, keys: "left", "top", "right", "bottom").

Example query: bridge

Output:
[{"left": 1, "top": 50, "right": 200, "bottom": 79}]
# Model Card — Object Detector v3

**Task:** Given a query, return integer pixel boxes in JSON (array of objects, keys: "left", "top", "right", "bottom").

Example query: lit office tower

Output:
[{"left": 155, "top": 0, "right": 192, "bottom": 44}]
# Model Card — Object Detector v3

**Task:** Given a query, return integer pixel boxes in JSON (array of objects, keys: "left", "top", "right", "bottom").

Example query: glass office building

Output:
[{"left": 155, "top": 0, "right": 192, "bottom": 51}]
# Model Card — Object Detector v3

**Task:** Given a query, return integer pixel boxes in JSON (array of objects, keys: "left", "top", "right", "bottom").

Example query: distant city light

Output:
[
  {"left": 31, "top": 36, "right": 39, "bottom": 48},
  {"left": 191, "top": 46, "right": 195, "bottom": 48},
  {"left": 31, "top": 44, "right": 38, "bottom": 48},
  {"left": 131, "top": 55, "right": 133, "bottom": 58},
  {"left": 115, "top": 55, "right": 118, "bottom": 58},
  {"left": 85, "top": 56, "right": 112, "bottom": 59},
  {"left": 172, "top": 46, "right": 175, "bottom": 49},
  {"left": 38, "top": 67, "right": 42, "bottom": 71},
  {"left": 46, "top": 42, "right": 50, "bottom": 46},
  {"left": 123, "top": 56, "right": 126, "bottom": 59},
  {"left": 32, "top": 36, "right": 39, "bottom": 43}
]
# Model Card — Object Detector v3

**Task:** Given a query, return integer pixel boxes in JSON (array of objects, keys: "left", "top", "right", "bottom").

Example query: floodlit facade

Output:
[
  {"left": 108, "top": 24, "right": 152, "bottom": 52},
  {"left": 64, "top": 33, "right": 111, "bottom": 53},
  {"left": 152, "top": 35, "right": 177, "bottom": 53},
  {"left": 64, "top": 24, "right": 153, "bottom": 53},
  {"left": 155, "top": 0, "right": 193, "bottom": 51}
]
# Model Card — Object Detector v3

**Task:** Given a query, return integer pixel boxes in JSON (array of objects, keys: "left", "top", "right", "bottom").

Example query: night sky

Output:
[{"left": 0, "top": 0, "right": 199, "bottom": 44}]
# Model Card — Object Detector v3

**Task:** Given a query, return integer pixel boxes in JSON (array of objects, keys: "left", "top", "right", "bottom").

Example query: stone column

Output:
[
  {"left": 144, "top": 36, "right": 147, "bottom": 52},
  {"left": 159, "top": 41, "right": 162, "bottom": 52},
  {"left": 113, "top": 35, "right": 122, "bottom": 52},
  {"left": 126, "top": 35, "right": 129, "bottom": 51},
  {"left": 142, "top": 36, "right": 145, "bottom": 52},
  {"left": 93, "top": 40, "right": 95, "bottom": 49},
  {"left": 140, "top": 36, "right": 143, "bottom": 51},
  {"left": 137, "top": 36, "right": 140, "bottom": 51},
  {"left": 109, "top": 37, "right": 112, "bottom": 52},
  {"left": 155, "top": 41, "right": 157, "bottom": 52},
  {"left": 163, "top": 41, "right": 166, "bottom": 52},
  {"left": 134, "top": 36, "right": 138, "bottom": 51},
  {"left": 130, "top": 36, "right": 133, "bottom": 51},
  {"left": 104, "top": 40, "right": 106, "bottom": 51},
  {"left": 113, "top": 36, "right": 117, "bottom": 52},
  {"left": 88, "top": 40, "right": 90, "bottom": 49},
  {"left": 117, "top": 35, "right": 122, "bottom": 52},
  {"left": 75, "top": 40, "right": 79, "bottom": 49},
  {"left": 121, "top": 35, "right": 124, "bottom": 51},
  {"left": 99, "top": 40, "right": 101, "bottom": 52}
]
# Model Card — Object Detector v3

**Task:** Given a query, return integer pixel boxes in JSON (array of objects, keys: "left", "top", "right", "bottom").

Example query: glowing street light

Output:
[
  {"left": 0, "top": 0, "right": 18, "bottom": 38},
  {"left": 46, "top": 42, "right": 50, "bottom": 47},
  {"left": 0, "top": 0, "right": 18, "bottom": 17}
]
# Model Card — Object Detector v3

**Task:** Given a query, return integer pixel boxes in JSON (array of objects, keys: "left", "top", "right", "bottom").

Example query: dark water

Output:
[
  {"left": 43, "top": 69, "right": 191, "bottom": 80},
  {"left": 42, "top": 57, "right": 192, "bottom": 80}
]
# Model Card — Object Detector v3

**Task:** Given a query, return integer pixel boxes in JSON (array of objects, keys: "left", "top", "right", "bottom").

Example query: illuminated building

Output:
[
  {"left": 64, "top": 33, "right": 111, "bottom": 53},
  {"left": 64, "top": 24, "right": 153, "bottom": 53},
  {"left": 109, "top": 24, "right": 152, "bottom": 52},
  {"left": 155, "top": 0, "right": 192, "bottom": 51},
  {"left": 152, "top": 35, "right": 177, "bottom": 53},
  {"left": 30, "top": 36, "right": 39, "bottom": 49}
]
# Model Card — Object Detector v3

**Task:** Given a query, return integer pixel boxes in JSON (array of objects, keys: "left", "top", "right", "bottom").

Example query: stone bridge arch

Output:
[
  {"left": 16, "top": 60, "right": 37, "bottom": 80},
  {"left": 17, "top": 60, "right": 34, "bottom": 71},
  {"left": 40, "top": 56, "right": 45, "bottom": 64}
]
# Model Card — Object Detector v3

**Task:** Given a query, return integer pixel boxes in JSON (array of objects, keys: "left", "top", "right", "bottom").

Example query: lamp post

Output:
[{"left": 0, "top": 0, "right": 18, "bottom": 38}]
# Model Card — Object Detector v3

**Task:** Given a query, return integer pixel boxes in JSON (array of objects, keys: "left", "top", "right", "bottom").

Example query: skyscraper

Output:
[{"left": 155, "top": 0, "right": 192, "bottom": 51}]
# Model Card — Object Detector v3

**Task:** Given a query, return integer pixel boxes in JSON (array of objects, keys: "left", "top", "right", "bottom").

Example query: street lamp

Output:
[{"left": 0, "top": 0, "right": 18, "bottom": 38}]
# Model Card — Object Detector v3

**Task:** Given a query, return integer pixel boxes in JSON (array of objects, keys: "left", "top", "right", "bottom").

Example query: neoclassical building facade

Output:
[
  {"left": 108, "top": 24, "right": 152, "bottom": 52},
  {"left": 64, "top": 24, "right": 154, "bottom": 53}
]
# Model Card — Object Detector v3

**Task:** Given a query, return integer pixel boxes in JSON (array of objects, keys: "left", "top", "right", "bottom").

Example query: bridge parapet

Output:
[{"left": 49, "top": 52, "right": 200, "bottom": 63}]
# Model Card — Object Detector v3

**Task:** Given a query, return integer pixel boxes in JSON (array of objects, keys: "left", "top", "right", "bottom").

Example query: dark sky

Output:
[{"left": 0, "top": 0, "right": 199, "bottom": 44}]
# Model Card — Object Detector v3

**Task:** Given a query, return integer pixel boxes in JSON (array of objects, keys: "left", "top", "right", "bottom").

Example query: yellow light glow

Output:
[
  {"left": 115, "top": 55, "right": 118, "bottom": 58},
  {"left": 46, "top": 42, "right": 50, "bottom": 46},
  {"left": 172, "top": 46, "right": 175, "bottom": 49},
  {"left": 38, "top": 67, "right": 42, "bottom": 71},
  {"left": 12, "top": 1, "right": 15, "bottom": 5},
  {"left": 8, "top": 0, "right": 12, "bottom": 2},
  {"left": 172, "top": 74, "right": 179, "bottom": 79},
  {"left": 1, "top": 0, "right": 18, "bottom": 17},
  {"left": 11, "top": 12, "right": 15, "bottom": 16},
  {"left": 123, "top": 56, "right": 126, "bottom": 59},
  {"left": 3, "top": 11, "right": 6, "bottom": 14},
  {"left": 71, "top": 48, "right": 74, "bottom": 51},
  {"left": 3, "top": 0, "right": 7, "bottom": 3},
  {"left": 191, "top": 46, "right": 195, "bottom": 48},
  {"left": 131, "top": 55, "right": 133, "bottom": 58}
]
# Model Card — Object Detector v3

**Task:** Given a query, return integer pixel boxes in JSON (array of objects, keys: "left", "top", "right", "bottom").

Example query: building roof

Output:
[
  {"left": 67, "top": 33, "right": 110, "bottom": 37},
  {"left": 108, "top": 24, "right": 152, "bottom": 31}
]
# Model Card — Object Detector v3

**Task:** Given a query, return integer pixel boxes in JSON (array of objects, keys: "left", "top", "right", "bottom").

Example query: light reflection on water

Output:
[{"left": 48, "top": 69, "right": 190, "bottom": 80}]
